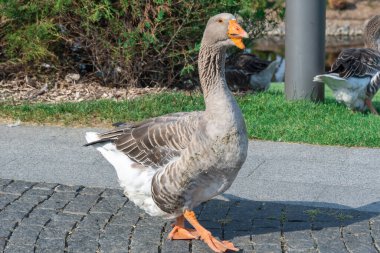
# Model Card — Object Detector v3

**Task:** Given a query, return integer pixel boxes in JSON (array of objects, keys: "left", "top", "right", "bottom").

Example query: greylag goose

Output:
[
  {"left": 314, "top": 15, "right": 380, "bottom": 115},
  {"left": 225, "top": 53, "right": 278, "bottom": 92},
  {"left": 328, "top": 0, "right": 349, "bottom": 10},
  {"left": 85, "top": 13, "right": 249, "bottom": 252}
]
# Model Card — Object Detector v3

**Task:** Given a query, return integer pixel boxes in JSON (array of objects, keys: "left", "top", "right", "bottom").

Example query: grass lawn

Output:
[{"left": 1, "top": 83, "right": 379, "bottom": 147}]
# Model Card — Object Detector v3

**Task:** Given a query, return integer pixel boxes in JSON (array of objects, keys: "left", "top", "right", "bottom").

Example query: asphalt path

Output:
[{"left": 1, "top": 124, "right": 379, "bottom": 213}]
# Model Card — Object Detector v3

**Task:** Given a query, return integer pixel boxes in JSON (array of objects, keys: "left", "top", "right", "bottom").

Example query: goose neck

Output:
[{"left": 198, "top": 45, "right": 231, "bottom": 109}]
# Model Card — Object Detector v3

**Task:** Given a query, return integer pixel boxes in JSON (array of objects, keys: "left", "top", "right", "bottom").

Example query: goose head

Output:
[{"left": 201, "top": 13, "right": 249, "bottom": 49}]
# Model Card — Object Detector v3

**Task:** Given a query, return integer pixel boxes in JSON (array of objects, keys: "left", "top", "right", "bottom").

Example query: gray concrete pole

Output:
[{"left": 285, "top": 0, "right": 326, "bottom": 101}]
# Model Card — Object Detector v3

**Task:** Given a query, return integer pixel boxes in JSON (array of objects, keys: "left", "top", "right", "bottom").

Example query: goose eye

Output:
[{"left": 217, "top": 19, "right": 223, "bottom": 23}]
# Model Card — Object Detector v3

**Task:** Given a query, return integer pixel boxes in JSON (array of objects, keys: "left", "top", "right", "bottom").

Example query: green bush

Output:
[{"left": 0, "top": 0, "right": 284, "bottom": 87}]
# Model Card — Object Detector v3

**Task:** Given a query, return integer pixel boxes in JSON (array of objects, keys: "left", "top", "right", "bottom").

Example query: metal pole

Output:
[{"left": 285, "top": 0, "right": 326, "bottom": 101}]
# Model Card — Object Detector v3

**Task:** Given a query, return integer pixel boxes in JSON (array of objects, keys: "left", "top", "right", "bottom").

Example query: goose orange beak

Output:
[{"left": 228, "top": 20, "right": 249, "bottom": 49}]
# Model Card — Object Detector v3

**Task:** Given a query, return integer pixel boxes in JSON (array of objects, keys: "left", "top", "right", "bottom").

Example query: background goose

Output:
[
  {"left": 328, "top": 0, "right": 349, "bottom": 10},
  {"left": 314, "top": 15, "right": 380, "bottom": 114},
  {"left": 225, "top": 53, "right": 278, "bottom": 92},
  {"left": 85, "top": 13, "right": 249, "bottom": 253}
]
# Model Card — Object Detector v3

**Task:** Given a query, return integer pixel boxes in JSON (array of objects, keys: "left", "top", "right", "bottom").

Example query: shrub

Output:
[{"left": 0, "top": 0, "right": 284, "bottom": 88}]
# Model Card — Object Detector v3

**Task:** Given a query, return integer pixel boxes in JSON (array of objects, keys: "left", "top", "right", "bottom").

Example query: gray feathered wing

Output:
[
  {"left": 331, "top": 48, "right": 380, "bottom": 78},
  {"left": 225, "top": 53, "right": 274, "bottom": 91},
  {"left": 85, "top": 112, "right": 201, "bottom": 169}
]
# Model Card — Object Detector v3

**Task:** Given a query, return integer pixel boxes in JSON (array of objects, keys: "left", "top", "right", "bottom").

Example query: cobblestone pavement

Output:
[{"left": 1, "top": 179, "right": 380, "bottom": 253}]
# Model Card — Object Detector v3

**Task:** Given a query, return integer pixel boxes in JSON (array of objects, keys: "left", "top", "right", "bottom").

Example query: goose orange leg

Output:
[
  {"left": 365, "top": 98, "right": 379, "bottom": 115},
  {"left": 168, "top": 215, "right": 199, "bottom": 240},
  {"left": 183, "top": 210, "right": 239, "bottom": 253}
]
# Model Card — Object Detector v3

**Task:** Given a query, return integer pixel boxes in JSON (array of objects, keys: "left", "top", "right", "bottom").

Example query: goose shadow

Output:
[{"left": 176, "top": 195, "right": 380, "bottom": 252}]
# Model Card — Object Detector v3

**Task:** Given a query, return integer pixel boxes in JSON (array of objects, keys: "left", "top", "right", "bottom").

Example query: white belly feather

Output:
[
  {"left": 314, "top": 74, "right": 370, "bottom": 111},
  {"left": 85, "top": 132, "right": 166, "bottom": 217}
]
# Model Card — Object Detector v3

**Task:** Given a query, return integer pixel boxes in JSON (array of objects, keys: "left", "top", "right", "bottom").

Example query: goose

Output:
[
  {"left": 313, "top": 15, "right": 380, "bottom": 115},
  {"left": 225, "top": 53, "right": 278, "bottom": 92},
  {"left": 328, "top": 0, "right": 349, "bottom": 10},
  {"left": 85, "top": 13, "right": 249, "bottom": 252}
]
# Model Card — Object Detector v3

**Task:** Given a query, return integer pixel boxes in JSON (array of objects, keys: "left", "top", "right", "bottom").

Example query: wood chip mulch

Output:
[{"left": 0, "top": 75, "right": 169, "bottom": 104}]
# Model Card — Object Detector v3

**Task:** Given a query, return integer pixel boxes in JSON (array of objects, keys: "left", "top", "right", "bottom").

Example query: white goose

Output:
[
  {"left": 314, "top": 15, "right": 380, "bottom": 115},
  {"left": 85, "top": 13, "right": 249, "bottom": 253}
]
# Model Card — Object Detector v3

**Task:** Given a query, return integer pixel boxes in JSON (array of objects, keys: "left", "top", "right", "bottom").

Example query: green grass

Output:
[{"left": 1, "top": 83, "right": 380, "bottom": 147}]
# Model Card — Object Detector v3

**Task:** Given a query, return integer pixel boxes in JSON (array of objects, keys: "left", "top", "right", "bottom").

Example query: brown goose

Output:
[
  {"left": 85, "top": 13, "right": 249, "bottom": 252},
  {"left": 328, "top": 0, "right": 349, "bottom": 10},
  {"left": 225, "top": 53, "right": 278, "bottom": 92},
  {"left": 364, "top": 15, "right": 380, "bottom": 51},
  {"left": 314, "top": 15, "right": 380, "bottom": 114}
]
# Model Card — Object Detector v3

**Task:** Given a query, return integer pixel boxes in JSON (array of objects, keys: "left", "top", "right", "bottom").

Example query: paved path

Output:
[{"left": 1, "top": 124, "right": 380, "bottom": 252}]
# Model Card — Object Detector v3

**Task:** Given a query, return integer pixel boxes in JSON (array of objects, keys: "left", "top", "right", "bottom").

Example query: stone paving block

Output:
[
  {"left": 39, "top": 227, "right": 69, "bottom": 240},
  {"left": 161, "top": 239, "right": 190, "bottom": 253},
  {"left": 0, "top": 219, "right": 15, "bottom": 237},
  {"left": 20, "top": 192, "right": 52, "bottom": 204},
  {"left": 283, "top": 229, "right": 315, "bottom": 252},
  {"left": 26, "top": 208, "right": 57, "bottom": 222},
  {"left": 23, "top": 188, "right": 54, "bottom": 197},
  {"left": 192, "top": 240, "right": 214, "bottom": 253},
  {"left": 1, "top": 181, "right": 35, "bottom": 195},
  {"left": 285, "top": 205, "right": 312, "bottom": 222},
  {"left": 8, "top": 224, "right": 42, "bottom": 246},
  {"left": 370, "top": 218, "right": 380, "bottom": 245},
  {"left": 0, "top": 194, "right": 19, "bottom": 209},
  {"left": 9, "top": 200, "right": 38, "bottom": 212},
  {"left": 197, "top": 219, "right": 222, "bottom": 229},
  {"left": 253, "top": 202, "right": 284, "bottom": 220},
  {"left": 284, "top": 249, "right": 315, "bottom": 253},
  {"left": 109, "top": 203, "right": 143, "bottom": 226},
  {"left": 55, "top": 184, "right": 82, "bottom": 193},
  {"left": 224, "top": 230, "right": 254, "bottom": 252},
  {"left": 38, "top": 191, "right": 76, "bottom": 210},
  {"left": 0, "top": 209, "right": 27, "bottom": 223},
  {"left": 224, "top": 219, "right": 252, "bottom": 231},
  {"left": 91, "top": 195, "right": 127, "bottom": 214},
  {"left": 197, "top": 201, "right": 230, "bottom": 231},
  {"left": 101, "top": 223, "right": 132, "bottom": 240},
  {"left": 69, "top": 228, "right": 99, "bottom": 242},
  {"left": 67, "top": 239, "right": 99, "bottom": 253},
  {"left": 191, "top": 228, "right": 221, "bottom": 253},
  {"left": 101, "top": 188, "right": 124, "bottom": 198},
  {"left": 0, "top": 237, "right": 6, "bottom": 252},
  {"left": 129, "top": 216, "right": 164, "bottom": 253},
  {"left": 35, "top": 238, "right": 65, "bottom": 253},
  {"left": 51, "top": 212, "right": 82, "bottom": 223},
  {"left": 161, "top": 224, "right": 190, "bottom": 253},
  {"left": 227, "top": 201, "right": 257, "bottom": 222},
  {"left": 80, "top": 187, "right": 104, "bottom": 195},
  {"left": 32, "top": 182, "right": 58, "bottom": 191},
  {"left": 68, "top": 222, "right": 101, "bottom": 252},
  {"left": 4, "top": 244, "right": 34, "bottom": 253},
  {"left": 251, "top": 230, "right": 281, "bottom": 252},
  {"left": 99, "top": 225, "right": 130, "bottom": 253},
  {"left": 253, "top": 218, "right": 281, "bottom": 231},
  {"left": 284, "top": 220, "right": 311, "bottom": 231},
  {"left": 0, "top": 179, "right": 13, "bottom": 187},
  {"left": 198, "top": 200, "right": 230, "bottom": 220},
  {"left": 312, "top": 209, "right": 345, "bottom": 223},
  {"left": 312, "top": 226, "right": 346, "bottom": 253},
  {"left": 19, "top": 193, "right": 50, "bottom": 204},
  {"left": 63, "top": 194, "right": 99, "bottom": 215},
  {"left": 77, "top": 212, "right": 112, "bottom": 229},
  {"left": 343, "top": 220, "right": 378, "bottom": 253},
  {"left": 99, "top": 240, "right": 129, "bottom": 253}
]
